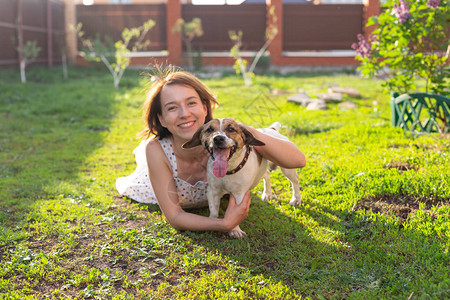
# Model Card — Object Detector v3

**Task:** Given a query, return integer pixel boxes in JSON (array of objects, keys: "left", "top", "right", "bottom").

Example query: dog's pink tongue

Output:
[{"left": 212, "top": 148, "right": 230, "bottom": 178}]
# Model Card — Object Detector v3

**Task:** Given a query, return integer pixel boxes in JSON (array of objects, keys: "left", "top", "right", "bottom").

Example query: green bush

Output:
[{"left": 354, "top": 0, "right": 449, "bottom": 95}]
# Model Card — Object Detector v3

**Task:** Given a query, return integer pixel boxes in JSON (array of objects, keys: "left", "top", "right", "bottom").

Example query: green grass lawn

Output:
[{"left": 0, "top": 66, "right": 449, "bottom": 299}]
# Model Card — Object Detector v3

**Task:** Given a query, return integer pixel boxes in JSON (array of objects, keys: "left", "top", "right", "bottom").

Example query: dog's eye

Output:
[
  {"left": 205, "top": 127, "right": 214, "bottom": 133},
  {"left": 227, "top": 126, "right": 236, "bottom": 133}
]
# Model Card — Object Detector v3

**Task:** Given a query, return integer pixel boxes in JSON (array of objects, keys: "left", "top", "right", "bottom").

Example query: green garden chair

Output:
[{"left": 390, "top": 92, "right": 450, "bottom": 133}]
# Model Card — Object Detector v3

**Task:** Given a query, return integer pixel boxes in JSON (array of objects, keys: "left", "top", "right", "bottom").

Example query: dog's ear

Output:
[
  {"left": 182, "top": 125, "right": 205, "bottom": 149},
  {"left": 240, "top": 125, "right": 265, "bottom": 146}
]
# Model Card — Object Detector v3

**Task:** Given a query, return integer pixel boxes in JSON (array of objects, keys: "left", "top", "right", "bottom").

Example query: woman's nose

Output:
[{"left": 179, "top": 104, "right": 191, "bottom": 117}]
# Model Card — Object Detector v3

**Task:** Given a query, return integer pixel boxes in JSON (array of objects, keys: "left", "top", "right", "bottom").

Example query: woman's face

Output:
[{"left": 158, "top": 84, "right": 208, "bottom": 142}]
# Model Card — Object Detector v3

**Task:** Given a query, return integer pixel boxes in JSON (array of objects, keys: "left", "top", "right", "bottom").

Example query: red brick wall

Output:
[{"left": 166, "top": 0, "right": 182, "bottom": 65}]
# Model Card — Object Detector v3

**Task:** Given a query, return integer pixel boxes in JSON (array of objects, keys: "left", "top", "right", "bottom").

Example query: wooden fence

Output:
[
  {"left": 0, "top": 0, "right": 65, "bottom": 68},
  {"left": 76, "top": 4, "right": 167, "bottom": 51},
  {"left": 283, "top": 4, "right": 362, "bottom": 51},
  {"left": 0, "top": 1, "right": 370, "bottom": 68},
  {"left": 183, "top": 4, "right": 267, "bottom": 51},
  {"left": 76, "top": 3, "right": 362, "bottom": 52}
]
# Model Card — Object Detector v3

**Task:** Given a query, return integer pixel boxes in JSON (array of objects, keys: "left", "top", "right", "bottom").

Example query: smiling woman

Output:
[
  {"left": 115, "top": 68, "right": 305, "bottom": 236},
  {"left": 116, "top": 69, "right": 218, "bottom": 207},
  {"left": 141, "top": 71, "right": 218, "bottom": 140},
  {"left": 116, "top": 69, "right": 254, "bottom": 235},
  {"left": 157, "top": 84, "right": 209, "bottom": 142}
]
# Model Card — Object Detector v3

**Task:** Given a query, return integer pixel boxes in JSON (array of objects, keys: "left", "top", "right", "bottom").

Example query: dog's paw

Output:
[
  {"left": 261, "top": 192, "right": 275, "bottom": 201},
  {"left": 289, "top": 196, "right": 302, "bottom": 206},
  {"left": 229, "top": 226, "right": 246, "bottom": 239}
]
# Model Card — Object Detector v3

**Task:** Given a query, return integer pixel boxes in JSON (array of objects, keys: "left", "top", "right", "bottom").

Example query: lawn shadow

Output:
[
  {"left": 0, "top": 67, "right": 126, "bottom": 227},
  {"left": 180, "top": 196, "right": 344, "bottom": 297},
  {"left": 179, "top": 192, "right": 449, "bottom": 298},
  {"left": 289, "top": 125, "right": 338, "bottom": 136}
]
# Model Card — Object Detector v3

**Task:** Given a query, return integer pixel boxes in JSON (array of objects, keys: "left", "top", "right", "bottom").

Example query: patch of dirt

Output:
[
  {"left": 6, "top": 195, "right": 221, "bottom": 298},
  {"left": 27, "top": 234, "right": 60, "bottom": 253},
  {"left": 0, "top": 246, "right": 6, "bottom": 263},
  {"left": 389, "top": 143, "right": 422, "bottom": 150},
  {"left": 354, "top": 195, "right": 447, "bottom": 221},
  {"left": 389, "top": 142, "right": 449, "bottom": 151},
  {"left": 384, "top": 161, "right": 419, "bottom": 172},
  {"left": 6, "top": 195, "right": 228, "bottom": 298}
]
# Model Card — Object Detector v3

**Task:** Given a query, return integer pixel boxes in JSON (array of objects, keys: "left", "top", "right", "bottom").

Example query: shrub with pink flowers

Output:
[{"left": 354, "top": 0, "right": 449, "bottom": 95}]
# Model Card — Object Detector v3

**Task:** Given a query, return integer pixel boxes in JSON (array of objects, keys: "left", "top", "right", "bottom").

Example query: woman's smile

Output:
[
  {"left": 178, "top": 120, "right": 196, "bottom": 129},
  {"left": 158, "top": 84, "right": 208, "bottom": 142}
]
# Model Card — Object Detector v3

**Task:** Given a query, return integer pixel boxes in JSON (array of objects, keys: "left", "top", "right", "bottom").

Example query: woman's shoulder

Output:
[
  {"left": 145, "top": 138, "right": 173, "bottom": 172},
  {"left": 145, "top": 137, "right": 163, "bottom": 156},
  {"left": 147, "top": 136, "right": 173, "bottom": 162}
]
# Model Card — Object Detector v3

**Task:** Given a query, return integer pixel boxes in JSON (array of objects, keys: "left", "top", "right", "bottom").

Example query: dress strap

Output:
[{"left": 158, "top": 138, "right": 178, "bottom": 176}]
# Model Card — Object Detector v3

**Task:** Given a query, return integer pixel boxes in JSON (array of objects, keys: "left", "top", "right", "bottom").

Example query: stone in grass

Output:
[
  {"left": 338, "top": 101, "right": 358, "bottom": 111},
  {"left": 328, "top": 83, "right": 340, "bottom": 89},
  {"left": 287, "top": 92, "right": 312, "bottom": 107},
  {"left": 272, "top": 89, "right": 290, "bottom": 96},
  {"left": 306, "top": 99, "right": 328, "bottom": 110},
  {"left": 316, "top": 92, "right": 343, "bottom": 102},
  {"left": 329, "top": 86, "right": 361, "bottom": 98}
]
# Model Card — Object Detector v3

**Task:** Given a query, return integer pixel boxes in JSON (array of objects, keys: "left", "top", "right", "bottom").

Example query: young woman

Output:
[{"left": 116, "top": 69, "right": 306, "bottom": 234}]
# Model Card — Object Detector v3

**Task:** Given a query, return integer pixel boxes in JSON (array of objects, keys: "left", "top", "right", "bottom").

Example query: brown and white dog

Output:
[{"left": 183, "top": 118, "right": 301, "bottom": 238}]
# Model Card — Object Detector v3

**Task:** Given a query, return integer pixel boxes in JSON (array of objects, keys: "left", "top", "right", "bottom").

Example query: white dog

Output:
[{"left": 183, "top": 118, "right": 301, "bottom": 238}]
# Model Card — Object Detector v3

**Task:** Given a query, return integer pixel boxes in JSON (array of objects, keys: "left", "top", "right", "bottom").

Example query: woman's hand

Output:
[
  {"left": 222, "top": 191, "right": 251, "bottom": 231},
  {"left": 240, "top": 123, "right": 306, "bottom": 169}
]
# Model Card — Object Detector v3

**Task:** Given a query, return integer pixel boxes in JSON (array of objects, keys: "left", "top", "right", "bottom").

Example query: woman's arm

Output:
[
  {"left": 146, "top": 140, "right": 250, "bottom": 232},
  {"left": 245, "top": 125, "right": 306, "bottom": 169}
]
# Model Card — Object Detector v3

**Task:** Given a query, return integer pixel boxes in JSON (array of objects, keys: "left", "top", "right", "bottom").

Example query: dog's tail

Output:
[{"left": 269, "top": 122, "right": 281, "bottom": 132}]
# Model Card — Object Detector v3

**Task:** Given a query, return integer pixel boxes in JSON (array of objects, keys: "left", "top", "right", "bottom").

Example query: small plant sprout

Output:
[
  {"left": 229, "top": 30, "right": 252, "bottom": 86},
  {"left": 16, "top": 40, "right": 41, "bottom": 83},
  {"left": 172, "top": 18, "right": 204, "bottom": 71},
  {"left": 75, "top": 19, "right": 155, "bottom": 89},
  {"left": 61, "top": 45, "right": 68, "bottom": 80},
  {"left": 58, "top": 33, "right": 69, "bottom": 80},
  {"left": 229, "top": 6, "right": 278, "bottom": 87}
]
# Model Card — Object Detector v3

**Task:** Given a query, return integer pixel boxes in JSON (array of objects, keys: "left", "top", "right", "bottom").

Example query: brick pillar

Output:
[
  {"left": 62, "top": 0, "right": 77, "bottom": 64},
  {"left": 363, "top": 0, "right": 380, "bottom": 39},
  {"left": 266, "top": 0, "right": 283, "bottom": 65},
  {"left": 166, "top": 0, "right": 182, "bottom": 66}
]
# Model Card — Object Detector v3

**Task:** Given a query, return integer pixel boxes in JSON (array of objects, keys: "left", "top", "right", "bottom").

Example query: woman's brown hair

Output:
[{"left": 140, "top": 67, "right": 219, "bottom": 139}]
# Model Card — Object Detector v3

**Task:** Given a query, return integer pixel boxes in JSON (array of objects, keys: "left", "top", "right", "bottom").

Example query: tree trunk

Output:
[{"left": 20, "top": 59, "right": 26, "bottom": 83}]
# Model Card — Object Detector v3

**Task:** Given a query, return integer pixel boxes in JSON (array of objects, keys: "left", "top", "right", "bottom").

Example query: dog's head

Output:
[{"left": 182, "top": 118, "right": 265, "bottom": 177}]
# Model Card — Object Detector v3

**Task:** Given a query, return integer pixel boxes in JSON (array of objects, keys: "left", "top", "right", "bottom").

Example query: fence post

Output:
[
  {"left": 167, "top": 0, "right": 182, "bottom": 66},
  {"left": 17, "top": 0, "right": 24, "bottom": 67},
  {"left": 363, "top": 0, "right": 380, "bottom": 39},
  {"left": 266, "top": 0, "right": 283, "bottom": 65},
  {"left": 47, "top": 0, "right": 53, "bottom": 67}
]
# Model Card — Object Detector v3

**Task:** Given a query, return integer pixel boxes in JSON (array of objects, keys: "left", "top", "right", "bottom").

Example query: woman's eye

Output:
[
  {"left": 188, "top": 101, "right": 198, "bottom": 106},
  {"left": 167, "top": 106, "right": 177, "bottom": 111}
]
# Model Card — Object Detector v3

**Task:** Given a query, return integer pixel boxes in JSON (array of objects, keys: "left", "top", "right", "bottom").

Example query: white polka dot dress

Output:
[{"left": 116, "top": 138, "right": 208, "bottom": 209}]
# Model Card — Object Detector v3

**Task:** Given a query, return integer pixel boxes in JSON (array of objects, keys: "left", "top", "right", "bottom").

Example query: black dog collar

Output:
[{"left": 227, "top": 146, "right": 252, "bottom": 175}]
